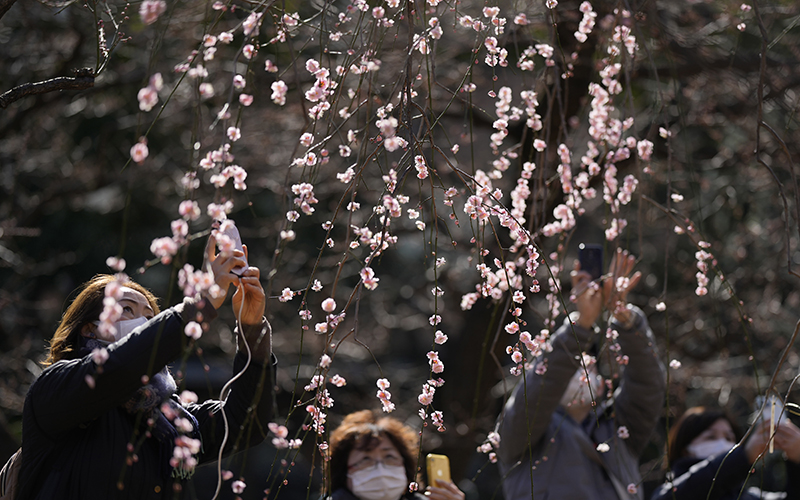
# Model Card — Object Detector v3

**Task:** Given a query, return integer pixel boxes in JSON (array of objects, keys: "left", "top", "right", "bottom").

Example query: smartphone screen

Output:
[
  {"left": 426, "top": 453, "right": 451, "bottom": 487},
  {"left": 579, "top": 243, "right": 603, "bottom": 280}
]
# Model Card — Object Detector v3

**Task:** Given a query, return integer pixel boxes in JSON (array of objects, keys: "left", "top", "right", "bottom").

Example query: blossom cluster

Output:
[
  {"left": 117, "top": 1, "right": 711, "bottom": 486},
  {"left": 477, "top": 431, "right": 501, "bottom": 463},
  {"left": 695, "top": 242, "right": 714, "bottom": 296}
]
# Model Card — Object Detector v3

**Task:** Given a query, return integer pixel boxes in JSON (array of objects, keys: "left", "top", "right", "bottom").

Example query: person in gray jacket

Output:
[{"left": 496, "top": 249, "right": 665, "bottom": 500}]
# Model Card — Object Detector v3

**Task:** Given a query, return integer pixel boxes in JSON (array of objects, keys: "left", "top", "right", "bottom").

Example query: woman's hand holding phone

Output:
[
  {"left": 425, "top": 480, "right": 464, "bottom": 500},
  {"left": 203, "top": 222, "right": 249, "bottom": 310}
]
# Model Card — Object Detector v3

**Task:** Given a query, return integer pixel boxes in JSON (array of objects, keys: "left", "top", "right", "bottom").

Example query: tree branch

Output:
[
  {"left": 0, "top": 0, "right": 18, "bottom": 21},
  {"left": 0, "top": 68, "right": 95, "bottom": 109}
]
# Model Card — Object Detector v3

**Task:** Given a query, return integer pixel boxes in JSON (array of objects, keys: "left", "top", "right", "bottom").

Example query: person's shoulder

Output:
[
  {"left": 327, "top": 489, "right": 358, "bottom": 500},
  {"left": 31, "top": 357, "right": 85, "bottom": 387},
  {"left": 671, "top": 455, "right": 704, "bottom": 476}
]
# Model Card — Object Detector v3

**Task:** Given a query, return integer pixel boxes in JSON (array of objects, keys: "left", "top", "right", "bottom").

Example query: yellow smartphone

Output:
[{"left": 426, "top": 453, "right": 451, "bottom": 488}]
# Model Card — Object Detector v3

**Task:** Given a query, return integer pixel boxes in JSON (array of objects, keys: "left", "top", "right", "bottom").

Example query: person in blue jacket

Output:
[
  {"left": 16, "top": 236, "right": 273, "bottom": 499},
  {"left": 651, "top": 406, "right": 800, "bottom": 500}
]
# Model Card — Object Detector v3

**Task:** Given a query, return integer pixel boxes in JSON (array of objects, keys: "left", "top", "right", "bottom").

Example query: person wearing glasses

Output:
[{"left": 327, "top": 410, "right": 464, "bottom": 500}]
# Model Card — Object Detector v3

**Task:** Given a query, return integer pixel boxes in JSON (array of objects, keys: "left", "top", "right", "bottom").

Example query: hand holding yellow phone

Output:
[{"left": 426, "top": 453, "right": 451, "bottom": 488}]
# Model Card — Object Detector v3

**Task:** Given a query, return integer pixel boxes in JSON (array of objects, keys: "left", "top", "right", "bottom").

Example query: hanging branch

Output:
[
  {"left": 0, "top": 68, "right": 95, "bottom": 109},
  {"left": 0, "top": 0, "right": 18, "bottom": 21}
]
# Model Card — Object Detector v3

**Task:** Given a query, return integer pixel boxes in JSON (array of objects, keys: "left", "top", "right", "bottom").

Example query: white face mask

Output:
[
  {"left": 560, "top": 368, "right": 603, "bottom": 408},
  {"left": 95, "top": 317, "right": 149, "bottom": 342},
  {"left": 687, "top": 438, "right": 734, "bottom": 459},
  {"left": 114, "top": 316, "right": 149, "bottom": 341},
  {"left": 348, "top": 463, "right": 408, "bottom": 500}
]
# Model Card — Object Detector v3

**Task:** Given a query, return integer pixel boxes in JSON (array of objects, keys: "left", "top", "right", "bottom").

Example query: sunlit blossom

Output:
[
  {"left": 321, "top": 298, "right": 336, "bottom": 312},
  {"left": 279, "top": 288, "right": 293, "bottom": 302}
]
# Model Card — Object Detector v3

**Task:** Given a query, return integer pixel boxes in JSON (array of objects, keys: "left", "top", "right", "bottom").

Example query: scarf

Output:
[{"left": 81, "top": 337, "right": 201, "bottom": 480}]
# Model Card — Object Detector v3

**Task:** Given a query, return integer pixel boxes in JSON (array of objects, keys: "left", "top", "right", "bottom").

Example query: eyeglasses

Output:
[{"left": 347, "top": 455, "right": 404, "bottom": 472}]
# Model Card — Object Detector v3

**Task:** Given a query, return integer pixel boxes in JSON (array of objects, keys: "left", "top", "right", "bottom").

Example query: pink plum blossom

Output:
[
  {"left": 279, "top": 288, "right": 293, "bottom": 302},
  {"left": 231, "top": 480, "right": 246, "bottom": 494},
  {"left": 227, "top": 127, "right": 241, "bottom": 142},
  {"left": 271, "top": 81, "right": 288, "bottom": 105},
  {"left": 91, "top": 347, "right": 109, "bottom": 365},
  {"left": 140, "top": 0, "right": 166, "bottom": 25},
  {"left": 243, "top": 12, "right": 262, "bottom": 36},
  {"left": 184, "top": 321, "right": 202, "bottom": 340},
  {"left": 130, "top": 139, "right": 149, "bottom": 163},
  {"left": 179, "top": 391, "right": 198, "bottom": 404},
  {"left": 150, "top": 237, "right": 178, "bottom": 264}
]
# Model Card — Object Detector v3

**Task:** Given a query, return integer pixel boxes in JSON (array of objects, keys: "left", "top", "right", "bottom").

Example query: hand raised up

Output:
[
  {"left": 230, "top": 247, "right": 266, "bottom": 326},
  {"left": 570, "top": 263, "right": 603, "bottom": 329},
  {"left": 603, "top": 249, "right": 641, "bottom": 323},
  {"left": 203, "top": 231, "right": 248, "bottom": 310},
  {"left": 570, "top": 248, "right": 641, "bottom": 329}
]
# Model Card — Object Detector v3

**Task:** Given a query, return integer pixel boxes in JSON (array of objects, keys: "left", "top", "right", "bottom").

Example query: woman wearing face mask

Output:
[
  {"left": 650, "top": 406, "right": 800, "bottom": 500},
  {"left": 14, "top": 233, "right": 273, "bottom": 500},
  {"left": 327, "top": 410, "right": 465, "bottom": 500}
]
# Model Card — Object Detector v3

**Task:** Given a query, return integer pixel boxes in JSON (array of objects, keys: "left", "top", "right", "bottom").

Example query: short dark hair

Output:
[
  {"left": 667, "top": 406, "right": 741, "bottom": 466},
  {"left": 328, "top": 410, "right": 419, "bottom": 493}
]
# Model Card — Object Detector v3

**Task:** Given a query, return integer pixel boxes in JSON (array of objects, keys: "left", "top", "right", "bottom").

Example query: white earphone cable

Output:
[{"left": 210, "top": 276, "right": 252, "bottom": 500}]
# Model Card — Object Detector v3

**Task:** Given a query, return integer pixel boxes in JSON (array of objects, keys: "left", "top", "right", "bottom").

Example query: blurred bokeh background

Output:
[{"left": 2, "top": 0, "right": 800, "bottom": 498}]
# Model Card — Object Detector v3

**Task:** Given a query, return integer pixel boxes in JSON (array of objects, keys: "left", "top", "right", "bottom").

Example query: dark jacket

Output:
[
  {"left": 650, "top": 446, "right": 800, "bottom": 500},
  {"left": 328, "top": 488, "right": 426, "bottom": 500},
  {"left": 17, "top": 296, "right": 273, "bottom": 500},
  {"left": 497, "top": 306, "right": 665, "bottom": 500}
]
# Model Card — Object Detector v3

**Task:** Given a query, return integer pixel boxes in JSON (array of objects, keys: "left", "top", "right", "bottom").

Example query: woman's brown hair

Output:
[
  {"left": 329, "top": 410, "right": 419, "bottom": 493},
  {"left": 667, "top": 406, "right": 741, "bottom": 466},
  {"left": 43, "top": 274, "right": 160, "bottom": 366}
]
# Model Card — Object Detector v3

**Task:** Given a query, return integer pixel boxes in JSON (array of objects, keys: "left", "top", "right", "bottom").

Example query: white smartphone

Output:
[
  {"left": 219, "top": 220, "right": 247, "bottom": 275},
  {"left": 754, "top": 393, "right": 786, "bottom": 425}
]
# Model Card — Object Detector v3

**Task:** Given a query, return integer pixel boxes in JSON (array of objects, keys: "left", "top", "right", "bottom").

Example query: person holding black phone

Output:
[{"left": 496, "top": 248, "right": 665, "bottom": 500}]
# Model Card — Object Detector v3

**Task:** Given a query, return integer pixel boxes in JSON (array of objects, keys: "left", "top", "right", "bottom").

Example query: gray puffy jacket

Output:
[{"left": 497, "top": 306, "right": 665, "bottom": 500}]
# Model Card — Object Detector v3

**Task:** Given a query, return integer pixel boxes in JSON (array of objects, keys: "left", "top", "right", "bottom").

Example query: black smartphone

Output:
[{"left": 579, "top": 243, "right": 603, "bottom": 280}]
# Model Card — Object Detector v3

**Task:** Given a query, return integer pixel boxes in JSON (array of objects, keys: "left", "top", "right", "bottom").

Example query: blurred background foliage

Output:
[{"left": 2, "top": 0, "right": 800, "bottom": 498}]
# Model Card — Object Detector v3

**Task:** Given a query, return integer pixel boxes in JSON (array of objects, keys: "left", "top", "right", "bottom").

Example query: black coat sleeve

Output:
[{"left": 27, "top": 296, "right": 216, "bottom": 439}]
